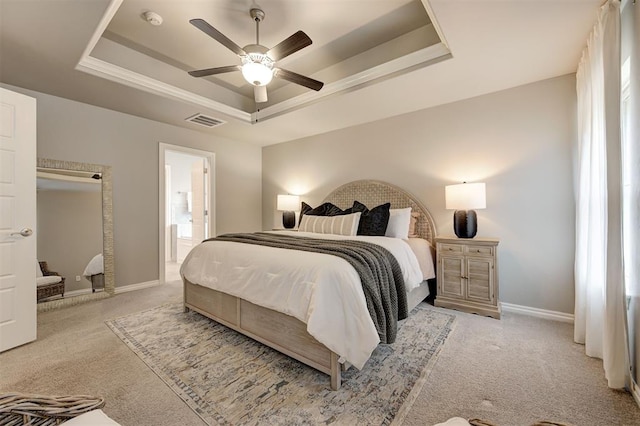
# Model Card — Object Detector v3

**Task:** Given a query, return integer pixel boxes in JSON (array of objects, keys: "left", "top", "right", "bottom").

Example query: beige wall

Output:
[
  {"left": 4, "top": 84, "right": 262, "bottom": 288},
  {"left": 263, "top": 74, "right": 577, "bottom": 314},
  {"left": 37, "top": 190, "right": 102, "bottom": 292}
]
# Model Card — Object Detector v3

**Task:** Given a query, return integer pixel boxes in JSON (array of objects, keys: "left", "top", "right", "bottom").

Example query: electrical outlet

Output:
[{"left": 75, "top": 275, "right": 81, "bottom": 282}]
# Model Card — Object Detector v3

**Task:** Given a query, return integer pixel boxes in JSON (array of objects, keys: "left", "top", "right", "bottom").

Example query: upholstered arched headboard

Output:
[{"left": 323, "top": 180, "right": 437, "bottom": 245}]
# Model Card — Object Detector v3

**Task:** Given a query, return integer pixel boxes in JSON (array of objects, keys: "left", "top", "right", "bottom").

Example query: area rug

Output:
[{"left": 106, "top": 303, "right": 455, "bottom": 426}]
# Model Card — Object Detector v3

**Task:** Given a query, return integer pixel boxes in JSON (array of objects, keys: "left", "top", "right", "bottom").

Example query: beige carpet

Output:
[
  {"left": 106, "top": 303, "right": 455, "bottom": 425},
  {"left": 1, "top": 281, "right": 639, "bottom": 426}
]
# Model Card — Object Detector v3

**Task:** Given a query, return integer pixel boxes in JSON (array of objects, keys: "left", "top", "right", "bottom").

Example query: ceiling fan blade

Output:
[
  {"left": 190, "top": 19, "right": 246, "bottom": 56},
  {"left": 254, "top": 86, "right": 268, "bottom": 103},
  {"left": 188, "top": 65, "right": 241, "bottom": 78},
  {"left": 274, "top": 68, "right": 324, "bottom": 91},
  {"left": 266, "top": 31, "right": 312, "bottom": 61}
]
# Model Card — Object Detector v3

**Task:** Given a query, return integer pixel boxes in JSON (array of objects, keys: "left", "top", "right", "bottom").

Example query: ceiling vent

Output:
[{"left": 185, "top": 113, "right": 225, "bottom": 128}]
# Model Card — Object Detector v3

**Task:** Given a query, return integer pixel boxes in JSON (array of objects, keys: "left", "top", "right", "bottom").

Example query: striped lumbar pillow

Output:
[{"left": 298, "top": 212, "right": 362, "bottom": 236}]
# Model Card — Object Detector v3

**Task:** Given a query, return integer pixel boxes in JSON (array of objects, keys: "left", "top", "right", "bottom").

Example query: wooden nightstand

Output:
[{"left": 435, "top": 236, "right": 500, "bottom": 319}]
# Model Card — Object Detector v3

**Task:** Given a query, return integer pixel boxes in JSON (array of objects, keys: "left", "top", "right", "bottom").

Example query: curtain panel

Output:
[
  {"left": 574, "top": 0, "right": 627, "bottom": 389},
  {"left": 621, "top": 0, "right": 640, "bottom": 393}
]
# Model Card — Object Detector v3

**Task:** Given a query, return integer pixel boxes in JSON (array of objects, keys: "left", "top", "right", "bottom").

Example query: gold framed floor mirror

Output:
[{"left": 36, "top": 158, "right": 114, "bottom": 312}]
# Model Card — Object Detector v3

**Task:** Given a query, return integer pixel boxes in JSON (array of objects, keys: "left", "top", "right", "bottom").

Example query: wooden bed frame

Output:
[{"left": 183, "top": 180, "right": 437, "bottom": 390}]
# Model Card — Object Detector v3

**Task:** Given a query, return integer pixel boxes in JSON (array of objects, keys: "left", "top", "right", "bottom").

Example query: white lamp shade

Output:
[
  {"left": 242, "top": 62, "right": 273, "bottom": 86},
  {"left": 277, "top": 194, "right": 300, "bottom": 211},
  {"left": 445, "top": 183, "right": 486, "bottom": 210}
]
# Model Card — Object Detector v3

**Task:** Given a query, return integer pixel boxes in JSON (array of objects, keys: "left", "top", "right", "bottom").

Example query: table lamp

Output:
[
  {"left": 277, "top": 194, "right": 300, "bottom": 229},
  {"left": 445, "top": 182, "right": 486, "bottom": 238}
]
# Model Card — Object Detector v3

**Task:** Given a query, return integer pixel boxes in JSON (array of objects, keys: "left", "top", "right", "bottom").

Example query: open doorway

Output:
[{"left": 159, "top": 144, "right": 215, "bottom": 283}]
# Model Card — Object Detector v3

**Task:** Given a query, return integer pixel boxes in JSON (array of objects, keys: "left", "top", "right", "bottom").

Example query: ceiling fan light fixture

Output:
[
  {"left": 241, "top": 54, "right": 274, "bottom": 86},
  {"left": 188, "top": 10, "right": 323, "bottom": 100}
]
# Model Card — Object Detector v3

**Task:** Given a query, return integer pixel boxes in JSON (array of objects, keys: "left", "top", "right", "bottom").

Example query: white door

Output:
[
  {"left": 0, "top": 88, "right": 37, "bottom": 352},
  {"left": 190, "top": 158, "right": 206, "bottom": 247}
]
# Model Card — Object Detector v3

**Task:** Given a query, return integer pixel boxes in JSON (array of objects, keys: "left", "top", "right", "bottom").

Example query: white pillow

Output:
[
  {"left": 62, "top": 409, "right": 121, "bottom": 426},
  {"left": 298, "top": 212, "right": 361, "bottom": 236},
  {"left": 36, "top": 261, "right": 43, "bottom": 277},
  {"left": 433, "top": 418, "right": 471, "bottom": 426},
  {"left": 385, "top": 208, "right": 412, "bottom": 239},
  {"left": 37, "top": 276, "right": 63, "bottom": 287}
]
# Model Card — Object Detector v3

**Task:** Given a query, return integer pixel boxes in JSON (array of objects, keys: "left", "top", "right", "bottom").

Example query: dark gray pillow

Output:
[
  {"left": 299, "top": 202, "right": 351, "bottom": 226},
  {"left": 352, "top": 201, "right": 391, "bottom": 236}
]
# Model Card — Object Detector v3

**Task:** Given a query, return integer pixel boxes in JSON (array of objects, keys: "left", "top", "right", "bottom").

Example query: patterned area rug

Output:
[{"left": 106, "top": 303, "right": 455, "bottom": 426}]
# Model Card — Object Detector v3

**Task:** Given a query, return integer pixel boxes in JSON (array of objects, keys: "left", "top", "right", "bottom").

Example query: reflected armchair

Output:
[{"left": 37, "top": 261, "right": 65, "bottom": 301}]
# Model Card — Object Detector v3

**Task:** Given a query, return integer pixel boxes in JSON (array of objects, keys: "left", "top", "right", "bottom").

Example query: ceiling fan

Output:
[{"left": 188, "top": 7, "right": 324, "bottom": 104}]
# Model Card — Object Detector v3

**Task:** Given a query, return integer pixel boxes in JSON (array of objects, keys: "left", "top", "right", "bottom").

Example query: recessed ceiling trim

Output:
[
  {"left": 420, "top": 0, "right": 449, "bottom": 50},
  {"left": 37, "top": 170, "right": 100, "bottom": 184},
  {"left": 253, "top": 42, "right": 451, "bottom": 122},
  {"left": 76, "top": 43, "right": 450, "bottom": 127},
  {"left": 75, "top": 0, "right": 248, "bottom": 122},
  {"left": 76, "top": 56, "right": 252, "bottom": 122},
  {"left": 78, "top": 0, "right": 123, "bottom": 62}
]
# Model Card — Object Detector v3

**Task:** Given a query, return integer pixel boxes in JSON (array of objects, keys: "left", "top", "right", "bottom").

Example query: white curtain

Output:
[
  {"left": 574, "top": 0, "right": 627, "bottom": 389},
  {"left": 621, "top": 0, "right": 640, "bottom": 391}
]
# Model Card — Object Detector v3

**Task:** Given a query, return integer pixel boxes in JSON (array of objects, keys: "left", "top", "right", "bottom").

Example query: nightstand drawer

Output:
[
  {"left": 439, "top": 243, "right": 463, "bottom": 253},
  {"left": 465, "top": 245, "right": 494, "bottom": 256}
]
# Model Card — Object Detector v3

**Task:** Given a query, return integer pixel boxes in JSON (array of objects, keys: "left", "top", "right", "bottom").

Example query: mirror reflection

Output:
[
  {"left": 36, "top": 168, "right": 104, "bottom": 302},
  {"left": 34, "top": 158, "right": 115, "bottom": 312}
]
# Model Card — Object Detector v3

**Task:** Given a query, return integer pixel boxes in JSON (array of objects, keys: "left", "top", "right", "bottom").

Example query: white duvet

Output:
[
  {"left": 83, "top": 254, "right": 103, "bottom": 277},
  {"left": 180, "top": 231, "right": 424, "bottom": 370}
]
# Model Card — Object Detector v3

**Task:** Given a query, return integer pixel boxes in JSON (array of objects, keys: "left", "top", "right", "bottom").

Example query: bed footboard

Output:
[{"left": 183, "top": 279, "right": 342, "bottom": 390}]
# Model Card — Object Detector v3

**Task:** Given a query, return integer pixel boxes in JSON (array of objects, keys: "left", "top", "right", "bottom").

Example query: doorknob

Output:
[{"left": 10, "top": 228, "right": 33, "bottom": 237}]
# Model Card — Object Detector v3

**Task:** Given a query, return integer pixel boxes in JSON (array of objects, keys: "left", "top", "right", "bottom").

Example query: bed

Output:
[
  {"left": 181, "top": 180, "right": 437, "bottom": 390},
  {"left": 83, "top": 254, "right": 104, "bottom": 292}
]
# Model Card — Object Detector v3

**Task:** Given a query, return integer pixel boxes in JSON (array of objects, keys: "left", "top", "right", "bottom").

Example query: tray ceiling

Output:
[
  {"left": 0, "top": 0, "right": 603, "bottom": 146},
  {"left": 80, "top": 0, "right": 447, "bottom": 124}
]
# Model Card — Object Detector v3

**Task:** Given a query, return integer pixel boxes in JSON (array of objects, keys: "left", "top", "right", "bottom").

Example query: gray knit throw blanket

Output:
[{"left": 206, "top": 232, "right": 408, "bottom": 344}]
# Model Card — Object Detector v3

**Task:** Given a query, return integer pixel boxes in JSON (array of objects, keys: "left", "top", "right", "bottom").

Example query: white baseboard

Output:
[
  {"left": 64, "top": 288, "right": 93, "bottom": 298},
  {"left": 501, "top": 302, "right": 574, "bottom": 323},
  {"left": 115, "top": 280, "right": 161, "bottom": 294},
  {"left": 631, "top": 378, "right": 640, "bottom": 409}
]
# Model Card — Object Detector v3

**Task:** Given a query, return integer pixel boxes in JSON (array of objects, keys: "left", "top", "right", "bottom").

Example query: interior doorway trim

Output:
[{"left": 158, "top": 143, "right": 216, "bottom": 284}]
